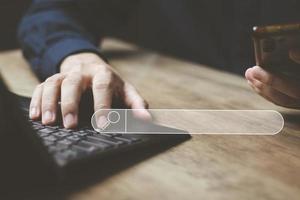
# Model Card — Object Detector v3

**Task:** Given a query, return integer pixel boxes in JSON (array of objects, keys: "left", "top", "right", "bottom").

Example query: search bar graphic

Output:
[{"left": 91, "top": 109, "right": 284, "bottom": 135}]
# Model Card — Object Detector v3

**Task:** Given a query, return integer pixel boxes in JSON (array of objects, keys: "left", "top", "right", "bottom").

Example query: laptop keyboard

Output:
[{"left": 28, "top": 120, "right": 142, "bottom": 165}]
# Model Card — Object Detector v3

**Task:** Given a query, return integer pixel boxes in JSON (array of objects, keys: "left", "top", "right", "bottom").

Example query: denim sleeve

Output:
[{"left": 17, "top": 0, "right": 102, "bottom": 80}]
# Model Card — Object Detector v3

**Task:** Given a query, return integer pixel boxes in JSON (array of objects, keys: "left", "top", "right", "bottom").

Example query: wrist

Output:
[{"left": 60, "top": 52, "right": 108, "bottom": 73}]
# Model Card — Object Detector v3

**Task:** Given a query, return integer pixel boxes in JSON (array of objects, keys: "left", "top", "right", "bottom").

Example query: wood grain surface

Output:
[{"left": 0, "top": 38, "right": 300, "bottom": 200}]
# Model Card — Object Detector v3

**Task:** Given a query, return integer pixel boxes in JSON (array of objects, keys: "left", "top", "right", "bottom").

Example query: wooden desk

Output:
[{"left": 0, "top": 39, "right": 300, "bottom": 200}]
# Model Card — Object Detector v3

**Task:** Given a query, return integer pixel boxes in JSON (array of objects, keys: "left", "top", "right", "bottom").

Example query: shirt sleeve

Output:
[{"left": 17, "top": 0, "right": 102, "bottom": 80}]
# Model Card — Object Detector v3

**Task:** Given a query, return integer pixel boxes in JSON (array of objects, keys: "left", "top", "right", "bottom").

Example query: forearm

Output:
[{"left": 17, "top": 0, "right": 101, "bottom": 80}]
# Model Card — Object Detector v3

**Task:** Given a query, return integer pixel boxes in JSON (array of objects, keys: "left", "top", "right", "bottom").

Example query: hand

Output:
[
  {"left": 29, "top": 52, "right": 151, "bottom": 128},
  {"left": 245, "top": 66, "right": 300, "bottom": 109}
]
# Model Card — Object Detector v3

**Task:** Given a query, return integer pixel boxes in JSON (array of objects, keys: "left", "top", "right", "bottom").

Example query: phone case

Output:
[{"left": 252, "top": 23, "right": 300, "bottom": 82}]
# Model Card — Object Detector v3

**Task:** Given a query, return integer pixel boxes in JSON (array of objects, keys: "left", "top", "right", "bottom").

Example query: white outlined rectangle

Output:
[{"left": 91, "top": 109, "right": 284, "bottom": 135}]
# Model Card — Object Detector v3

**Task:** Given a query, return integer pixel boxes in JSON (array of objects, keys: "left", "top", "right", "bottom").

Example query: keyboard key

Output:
[
  {"left": 37, "top": 132, "right": 49, "bottom": 138},
  {"left": 114, "top": 135, "right": 141, "bottom": 143},
  {"left": 73, "top": 141, "right": 100, "bottom": 153},
  {"left": 67, "top": 135, "right": 82, "bottom": 142},
  {"left": 52, "top": 131, "right": 71, "bottom": 138},
  {"left": 48, "top": 145, "right": 63, "bottom": 153},
  {"left": 73, "top": 131, "right": 90, "bottom": 137},
  {"left": 44, "top": 125, "right": 60, "bottom": 130},
  {"left": 54, "top": 150, "right": 78, "bottom": 165},
  {"left": 61, "top": 149, "right": 77, "bottom": 158},
  {"left": 38, "top": 128, "right": 57, "bottom": 135},
  {"left": 87, "top": 135, "right": 125, "bottom": 146},
  {"left": 43, "top": 140, "right": 54, "bottom": 146},
  {"left": 32, "top": 125, "right": 44, "bottom": 130},
  {"left": 57, "top": 138, "right": 73, "bottom": 146},
  {"left": 105, "top": 133, "right": 122, "bottom": 137},
  {"left": 100, "top": 133, "right": 114, "bottom": 137},
  {"left": 44, "top": 135, "right": 58, "bottom": 142},
  {"left": 60, "top": 128, "right": 74, "bottom": 133},
  {"left": 84, "top": 138, "right": 112, "bottom": 149},
  {"left": 48, "top": 146, "right": 56, "bottom": 153},
  {"left": 85, "top": 129, "right": 98, "bottom": 134},
  {"left": 70, "top": 146, "right": 88, "bottom": 155}
]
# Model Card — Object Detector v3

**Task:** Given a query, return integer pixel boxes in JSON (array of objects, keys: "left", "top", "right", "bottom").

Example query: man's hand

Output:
[
  {"left": 29, "top": 52, "right": 151, "bottom": 128},
  {"left": 245, "top": 66, "right": 300, "bottom": 109}
]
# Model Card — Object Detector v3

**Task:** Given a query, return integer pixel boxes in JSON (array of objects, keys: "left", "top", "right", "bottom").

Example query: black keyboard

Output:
[{"left": 28, "top": 119, "right": 143, "bottom": 166}]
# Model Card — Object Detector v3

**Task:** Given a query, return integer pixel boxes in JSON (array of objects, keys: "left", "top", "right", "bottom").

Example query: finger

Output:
[
  {"left": 92, "top": 70, "right": 113, "bottom": 111},
  {"left": 92, "top": 70, "right": 114, "bottom": 127},
  {"left": 248, "top": 78, "right": 300, "bottom": 109},
  {"left": 61, "top": 72, "right": 84, "bottom": 128},
  {"left": 124, "top": 83, "right": 152, "bottom": 121},
  {"left": 41, "top": 74, "right": 64, "bottom": 124},
  {"left": 245, "top": 66, "right": 300, "bottom": 99},
  {"left": 29, "top": 83, "right": 43, "bottom": 119}
]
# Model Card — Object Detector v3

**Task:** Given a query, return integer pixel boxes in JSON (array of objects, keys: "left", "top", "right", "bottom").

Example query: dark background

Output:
[
  {"left": 0, "top": 0, "right": 30, "bottom": 50},
  {"left": 0, "top": 0, "right": 253, "bottom": 74},
  {"left": 2, "top": 0, "right": 300, "bottom": 74}
]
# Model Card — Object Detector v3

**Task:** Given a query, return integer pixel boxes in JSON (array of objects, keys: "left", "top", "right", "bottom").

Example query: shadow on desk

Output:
[
  {"left": 3, "top": 137, "right": 189, "bottom": 200},
  {"left": 282, "top": 112, "right": 300, "bottom": 131}
]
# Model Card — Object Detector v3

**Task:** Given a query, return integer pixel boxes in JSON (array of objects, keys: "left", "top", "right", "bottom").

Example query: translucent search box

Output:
[{"left": 91, "top": 109, "right": 284, "bottom": 135}]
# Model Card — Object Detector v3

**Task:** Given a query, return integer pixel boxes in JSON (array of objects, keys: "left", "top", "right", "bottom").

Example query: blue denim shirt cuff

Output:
[{"left": 40, "top": 38, "right": 101, "bottom": 80}]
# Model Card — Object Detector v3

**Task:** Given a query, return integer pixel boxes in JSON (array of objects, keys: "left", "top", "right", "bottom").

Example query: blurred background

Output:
[
  {"left": 2, "top": 0, "right": 300, "bottom": 75},
  {"left": 0, "top": 0, "right": 30, "bottom": 50}
]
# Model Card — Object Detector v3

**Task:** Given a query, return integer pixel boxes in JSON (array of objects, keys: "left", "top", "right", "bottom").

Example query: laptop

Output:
[{"left": 0, "top": 75, "right": 190, "bottom": 194}]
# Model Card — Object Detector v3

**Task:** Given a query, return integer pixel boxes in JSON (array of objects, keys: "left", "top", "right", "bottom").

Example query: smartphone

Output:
[{"left": 252, "top": 23, "right": 300, "bottom": 82}]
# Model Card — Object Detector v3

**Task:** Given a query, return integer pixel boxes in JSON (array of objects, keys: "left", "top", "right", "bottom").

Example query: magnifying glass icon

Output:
[{"left": 98, "top": 111, "right": 121, "bottom": 131}]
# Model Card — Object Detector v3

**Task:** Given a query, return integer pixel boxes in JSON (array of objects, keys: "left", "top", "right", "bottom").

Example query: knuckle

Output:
[
  {"left": 61, "top": 101, "right": 77, "bottom": 112},
  {"left": 93, "top": 80, "right": 110, "bottom": 90},
  {"left": 62, "top": 74, "right": 82, "bottom": 86},
  {"left": 93, "top": 73, "right": 114, "bottom": 90},
  {"left": 97, "top": 65, "right": 112, "bottom": 75},
  {"left": 95, "top": 68, "right": 113, "bottom": 80},
  {"left": 68, "top": 71, "right": 82, "bottom": 78},
  {"left": 45, "top": 74, "right": 63, "bottom": 86},
  {"left": 42, "top": 102, "right": 55, "bottom": 111}
]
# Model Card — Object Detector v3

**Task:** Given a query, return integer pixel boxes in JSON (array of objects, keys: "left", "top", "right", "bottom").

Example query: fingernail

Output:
[
  {"left": 43, "top": 111, "right": 54, "bottom": 123},
  {"left": 97, "top": 116, "right": 109, "bottom": 130},
  {"left": 30, "top": 107, "right": 38, "bottom": 118},
  {"left": 64, "top": 113, "right": 76, "bottom": 128},
  {"left": 252, "top": 66, "right": 267, "bottom": 78}
]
